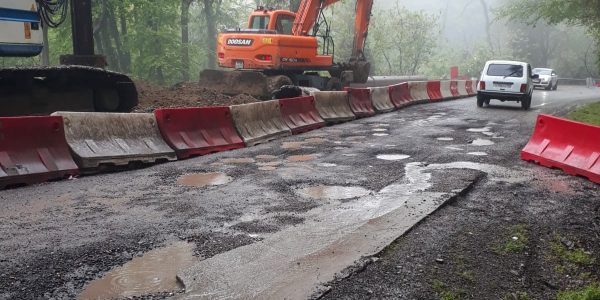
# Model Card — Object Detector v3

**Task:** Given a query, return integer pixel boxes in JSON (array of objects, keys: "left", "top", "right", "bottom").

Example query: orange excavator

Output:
[{"left": 200, "top": 0, "right": 374, "bottom": 98}]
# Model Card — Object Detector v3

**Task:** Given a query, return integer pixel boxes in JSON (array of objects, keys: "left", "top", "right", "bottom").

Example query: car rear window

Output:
[{"left": 487, "top": 64, "right": 524, "bottom": 77}]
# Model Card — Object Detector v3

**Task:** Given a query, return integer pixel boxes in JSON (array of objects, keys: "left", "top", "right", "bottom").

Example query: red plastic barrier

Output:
[
  {"left": 0, "top": 116, "right": 78, "bottom": 189},
  {"left": 155, "top": 106, "right": 245, "bottom": 159},
  {"left": 279, "top": 96, "right": 326, "bottom": 134},
  {"left": 389, "top": 83, "right": 413, "bottom": 108},
  {"left": 521, "top": 114, "right": 600, "bottom": 184},
  {"left": 465, "top": 80, "right": 475, "bottom": 96},
  {"left": 426, "top": 81, "right": 443, "bottom": 101},
  {"left": 450, "top": 81, "right": 460, "bottom": 98},
  {"left": 344, "top": 87, "right": 376, "bottom": 118}
]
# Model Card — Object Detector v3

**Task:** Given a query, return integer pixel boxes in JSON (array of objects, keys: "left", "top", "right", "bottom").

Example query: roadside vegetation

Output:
[
  {"left": 567, "top": 102, "right": 600, "bottom": 126},
  {"left": 492, "top": 224, "right": 529, "bottom": 255},
  {"left": 1, "top": 0, "right": 597, "bottom": 85}
]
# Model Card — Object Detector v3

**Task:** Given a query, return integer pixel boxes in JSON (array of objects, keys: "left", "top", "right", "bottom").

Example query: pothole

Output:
[
  {"left": 255, "top": 155, "right": 278, "bottom": 161},
  {"left": 467, "top": 127, "right": 491, "bottom": 133},
  {"left": 304, "top": 138, "right": 327, "bottom": 144},
  {"left": 287, "top": 154, "right": 317, "bottom": 162},
  {"left": 467, "top": 152, "right": 488, "bottom": 156},
  {"left": 345, "top": 136, "right": 367, "bottom": 141},
  {"left": 470, "top": 139, "right": 495, "bottom": 146},
  {"left": 296, "top": 185, "right": 371, "bottom": 200},
  {"left": 318, "top": 163, "right": 338, "bottom": 167},
  {"left": 177, "top": 172, "right": 233, "bottom": 187},
  {"left": 376, "top": 154, "right": 411, "bottom": 161},
  {"left": 220, "top": 158, "right": 255, "bottom": 164},
  {"left": 445, "top": 146, "right": 463, "bottom": 151},
  {"left": 78, "top": 241, "right": 195, "bottom": 300},
  {"left": 437, "top": 137, "right": 454, "bottom": 141},
  {"left": 282, "top": 142, "right": 306, "bottom": 150}
]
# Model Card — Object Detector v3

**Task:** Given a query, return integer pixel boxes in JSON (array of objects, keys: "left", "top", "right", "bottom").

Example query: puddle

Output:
[
  {"left": 437, "top": 137, "right": 454, "bottom": 141},
  {"left": 468, "top": 152, "right": 488, "bottom": 156},
  {"left": 296, "top": 185, "right": 371, "bottom": 200},
  {"left": 372, "top": 128, "right": 388, "bottom": 132},
  {"left": 467, "top": 127, "right": 491, "bottom": 133},
  {"left": 78, "top": 241, "right": 195, "bottom": 299},
  {"left": 470, "top": 139, "right": 495, "bottom": 146},
  {"left": 445, "top": 146, "right": 463, "bottom": 151},
  {"left": 318, "top": 163, "right": 338, "bottom": 167},
  {"left": 282, "top": 142, "right": 306, "bottom": 150},
  {"left": 376, "top": 154, "right": 411, "bottom": 161},
  {"left": 220, "top": 158, "right": 255, "bottom": 164},
  {"left": 345, "top": 136, "right": 367, "bottom": 141},
  {"left": 255, "top": 155, "right": 278, "bottom": 161},
  {"left": 287, "top": 154, "right": 317, "bottom": 162},
  {"left": 177, "top": 172, "right": 232, "bottom": 187},
  {"left": 257, "top": 161, "right": 282, "bottom": 167},
  {"left": 304, "top": 138, "right": 326, "bottom": 144},
  {"left": 373, "top": 133, "right": 389, "bottom": 136}
]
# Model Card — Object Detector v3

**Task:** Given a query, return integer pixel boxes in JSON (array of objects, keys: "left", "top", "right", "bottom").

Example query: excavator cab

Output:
[{"left": 248, "top": 9, "right": 295, "bottom": 34}]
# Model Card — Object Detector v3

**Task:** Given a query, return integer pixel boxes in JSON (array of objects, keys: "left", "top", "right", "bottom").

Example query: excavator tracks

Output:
[{"left": 0, "top": 66, "right": 138, "bottom": 117}]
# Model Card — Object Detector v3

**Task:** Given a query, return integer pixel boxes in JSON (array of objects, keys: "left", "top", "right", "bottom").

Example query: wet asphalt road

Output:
[{"left": 0, "top": 86, "right": 599, "bottom": 299}]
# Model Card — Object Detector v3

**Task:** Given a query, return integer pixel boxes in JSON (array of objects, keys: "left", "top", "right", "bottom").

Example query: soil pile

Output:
[{"left": 134, "top": 80, "right": 259, "bottom": 112}]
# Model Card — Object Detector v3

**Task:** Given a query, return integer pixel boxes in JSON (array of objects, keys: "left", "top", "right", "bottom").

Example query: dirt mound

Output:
[{"left": 133, "top": 80, "right": 259, "bottom": 112}]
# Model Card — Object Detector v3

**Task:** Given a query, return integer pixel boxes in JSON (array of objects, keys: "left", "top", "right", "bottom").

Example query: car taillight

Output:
[
  {"left": 218, "top": 52, "right": 225, "bottom": 59},
  {"left": 520, "top": 84, "right": 527, "bottom": 93},
  {"left": 256, "top": 54, "right": 272, "bottom": 61},
  {"left": 479, "top": 81, "right": 485, "bottom": 90}
]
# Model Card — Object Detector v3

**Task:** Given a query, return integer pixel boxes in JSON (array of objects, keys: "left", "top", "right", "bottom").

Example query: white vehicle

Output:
[
  {"left": 477, "top": 60, "right": 538, "bottom": 110},
  {"left": 532, "top": 68, "right": 558, "bottom": 90}
]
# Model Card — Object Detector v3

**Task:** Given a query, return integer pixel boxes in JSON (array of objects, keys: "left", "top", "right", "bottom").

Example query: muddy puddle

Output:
[
  {"left": 287, "top": 154, "right": 317, "bottom": 162},
  {"left": 470, "top": 139, "right": 495, "bottom": 146},
  {"left": 377, "top": 154, "right": 411, "bottom": 161},
  {"left": 255, "top": 155, "right": 278, "bottom": 161},
  {"left": 220, "top": 157, "right": 255, "bottom": 164},
  {"left": 296, "top": 185, "right": 371, "bottom": 200},
  {"left": 282, "top": 142, "right": 307, "bottom": 150},
  {"left": 78, "top": 241, "right": 195, "bottom": 299},
  {"left": 304, "top": 137, "right": 327, "bottom": 144},
  {"left": 177, "top": 172, "right": 232, "bottom": 187}
]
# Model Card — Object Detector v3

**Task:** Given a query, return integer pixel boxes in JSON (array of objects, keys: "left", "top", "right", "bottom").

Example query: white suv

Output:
[{"left": 477, "top": 60, "right": 538, "bottom": 110}]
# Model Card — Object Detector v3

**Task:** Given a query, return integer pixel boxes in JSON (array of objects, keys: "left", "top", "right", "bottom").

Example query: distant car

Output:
[
  {"left": 532, "top": 68, "right": 558, "bottom": 90},
  {"left": 477, "top": 60, "right": 538, "bottom": 110}
]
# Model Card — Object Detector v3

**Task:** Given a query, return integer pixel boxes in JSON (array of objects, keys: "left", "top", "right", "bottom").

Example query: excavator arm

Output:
[{"left": 292, "top": 0, "right": 374, "bottom": 61}]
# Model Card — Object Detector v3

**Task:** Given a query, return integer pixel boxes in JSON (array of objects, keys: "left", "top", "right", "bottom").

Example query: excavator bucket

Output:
[{"left": 199, "top": 69, "right": 271, "bottom": 99}]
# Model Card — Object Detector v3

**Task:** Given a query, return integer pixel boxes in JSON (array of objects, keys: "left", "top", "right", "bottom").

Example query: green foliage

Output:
[
  {"left": 557, "top": 283, "right": 600, "bottom": 300},
  {"left": 368, "top": 4, "right": 440, "bottom": 75},
  {"left": 499, "top": 0, "right": 600, "bottom": 74},
  {"left": 567, "top": 102, "right": 600, "bottom": 126},
  {"left": 432, "top": 279, "right": 465, "bottom": 300},
  {"left": 493, "top": 224, "right": 529, "bottom": 255},
  {"left": 550, "top": 238, "right": 596, "bottom": 266}
]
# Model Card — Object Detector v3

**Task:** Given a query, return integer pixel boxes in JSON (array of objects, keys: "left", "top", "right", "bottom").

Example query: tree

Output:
[{"left": 499, "top": 0, "right": 600, "bottom": 72}]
